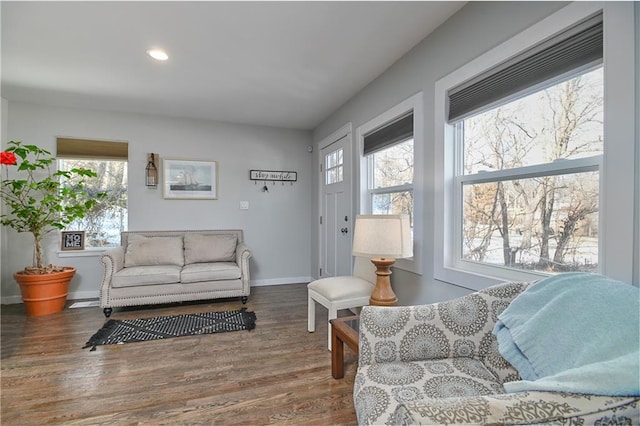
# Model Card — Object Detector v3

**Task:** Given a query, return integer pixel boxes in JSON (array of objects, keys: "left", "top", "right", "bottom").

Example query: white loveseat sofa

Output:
[{"left": 99, "top": 230, "right": 251, "bottom": 317}]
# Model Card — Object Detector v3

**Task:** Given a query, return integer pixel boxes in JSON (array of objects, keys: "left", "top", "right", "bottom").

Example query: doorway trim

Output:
[{"left": 317, "top": 122, "right": 353, "bottom": 279}]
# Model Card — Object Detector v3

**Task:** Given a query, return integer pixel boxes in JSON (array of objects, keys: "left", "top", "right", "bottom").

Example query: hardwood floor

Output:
[{"left": 1, "top": 284, "right": 358, "bottom": 425}]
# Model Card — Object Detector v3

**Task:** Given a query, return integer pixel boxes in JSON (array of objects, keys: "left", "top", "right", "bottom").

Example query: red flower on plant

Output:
[{"left": 1, "top": 151, "right": 17, "bottom": 165}]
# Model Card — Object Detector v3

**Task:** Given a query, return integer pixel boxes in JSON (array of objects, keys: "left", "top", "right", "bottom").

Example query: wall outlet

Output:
[{"left": 240, "top": 201, "right": 249, "bottom": 210}]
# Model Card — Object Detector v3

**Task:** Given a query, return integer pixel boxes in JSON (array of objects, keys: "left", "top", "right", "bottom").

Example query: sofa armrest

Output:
[
  {"left": 100, "top": 246, "right": 125, "bottom": 274},
  {"left": 236, "top": 242, "right": 252, "bottom": 288},
  {"left": 236, "top": 242, "right": 251, "bottom": 263},
  {"left": 359, "top": 281, "right": 531, "bottom": 367},
  {"left": 99, "top": 247, "right": 125, "bottom": 307},
  {"left": 394, "top": 392, "right": 640, "bottom": 425}
]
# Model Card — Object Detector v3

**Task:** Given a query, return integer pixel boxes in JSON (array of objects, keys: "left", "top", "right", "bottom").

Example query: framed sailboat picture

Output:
[{"left": 163, "top": 158, "right": 218, "bottom": 199}]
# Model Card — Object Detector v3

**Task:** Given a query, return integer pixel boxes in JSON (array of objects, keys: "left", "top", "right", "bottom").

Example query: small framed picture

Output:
[
  {"left": 163, "top": 158, "right": 218, "bottom": 200},
  {"left": 61, "top": 231, "right": 85, "bottom": 251}
]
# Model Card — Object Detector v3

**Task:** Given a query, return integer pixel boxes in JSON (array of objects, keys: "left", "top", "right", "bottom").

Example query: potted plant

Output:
[{"left": 0, "top": 140, "right": 105, "bottom": 316}]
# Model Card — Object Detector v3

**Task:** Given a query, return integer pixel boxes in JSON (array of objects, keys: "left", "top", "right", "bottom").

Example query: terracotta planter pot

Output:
[{"left": 13, "top": 267, "right": 75, "bottom": 317}]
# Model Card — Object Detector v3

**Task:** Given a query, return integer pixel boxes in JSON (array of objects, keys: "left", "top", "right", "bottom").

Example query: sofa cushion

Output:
[
  {"left": 112, "top": 265, "right": 182, "bottom": 288},
  {"left": 184, "top": 234, "right": 237, "bottom": 264},
  {"left": 354, "top": 358, "right": 503, "bottom": 425},
  {"left": 181, "top": 262, "right": 242, "bottom": 283},
  {"left": 124, "top": 235, "right": 184, "bottom": 267},
  {"left": 393, "top": 393, "right": 640, "bottom": 425}
]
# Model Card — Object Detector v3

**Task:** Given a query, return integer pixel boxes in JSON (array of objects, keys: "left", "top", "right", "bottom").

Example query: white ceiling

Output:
[{"left": 1, "top": 1, "right": 465, "bottom": 130}]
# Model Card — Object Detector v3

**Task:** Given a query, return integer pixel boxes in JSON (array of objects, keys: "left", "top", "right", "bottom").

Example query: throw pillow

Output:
[
  {"left": 184, "top": 234, "right": 238, "bottom": 264},
  {"left": 124, "top": 235, "right": 185, "bottom": 267}
]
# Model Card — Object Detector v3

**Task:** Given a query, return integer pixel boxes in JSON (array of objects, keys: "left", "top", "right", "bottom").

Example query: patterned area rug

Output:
[{"left": 83, "top": 308, "right": 256, "bottom": 351}]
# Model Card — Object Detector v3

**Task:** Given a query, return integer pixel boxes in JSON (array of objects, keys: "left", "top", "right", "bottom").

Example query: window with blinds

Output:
[
  {"left": 449, "top": 12, "right": 604, "bottom": 277},
  {"left": 364, "top": 111, "right": 415, "bottom": 228},
  {"left": 56, "top": 137, "right": 128, "bottom": 247}
]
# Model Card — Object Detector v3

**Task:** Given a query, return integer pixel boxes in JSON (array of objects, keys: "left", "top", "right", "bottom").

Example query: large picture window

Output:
[
  {"left": 435, "top": 3, "right": 636, "bottom": 287},
  {"left": 457, "top": 67, "right": 602, "bottom": 274}
]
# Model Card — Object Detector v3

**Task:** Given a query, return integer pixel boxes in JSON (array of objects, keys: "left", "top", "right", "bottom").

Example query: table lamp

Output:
[{"left": 352, "top": 214, "right": 413, "bottom": 306}]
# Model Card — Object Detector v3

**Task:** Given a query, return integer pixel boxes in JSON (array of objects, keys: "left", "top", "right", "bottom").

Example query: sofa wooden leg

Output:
[
  {"left": 241, "top": 296, "right": 248, "bottom": 304},
  {"left": 103, "top": 308, "right": 113, "bottom": 318}
]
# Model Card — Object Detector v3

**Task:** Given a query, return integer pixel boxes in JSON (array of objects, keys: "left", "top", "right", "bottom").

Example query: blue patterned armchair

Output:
[{"left": 353, "top": 281, "right": 639, "bottom": 425}]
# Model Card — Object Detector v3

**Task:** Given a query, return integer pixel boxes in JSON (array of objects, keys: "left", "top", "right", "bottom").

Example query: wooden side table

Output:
[{"left": 330, "top": 315, "right": 359, "bottom": 379}]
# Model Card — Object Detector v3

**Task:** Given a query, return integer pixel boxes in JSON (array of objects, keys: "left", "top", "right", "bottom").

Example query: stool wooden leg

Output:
[
  {"left": 328, "top": 307, "right": 338, "bottom": 350},
  {"left": 331, "top": 322, "right": 345, "bottom": 379}
]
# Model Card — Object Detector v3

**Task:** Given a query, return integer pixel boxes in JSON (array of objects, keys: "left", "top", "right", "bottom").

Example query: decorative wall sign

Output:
[
  {"left": 250, "top": 170, "right": 297, "bottom": 182},
  {"left": 163, "top": 159, "right": 218, "bottom": 199},
  {"left": 61, "top": 231, "right": 85, "bottom": 251}
]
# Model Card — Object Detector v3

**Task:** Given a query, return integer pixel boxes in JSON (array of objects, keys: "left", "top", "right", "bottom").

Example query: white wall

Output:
[
  {"left": 312, "top": 1, "right": 639, "bottom": 304},
  {"left": 1, "top": 101, "right": 313, "bottom": 303}
]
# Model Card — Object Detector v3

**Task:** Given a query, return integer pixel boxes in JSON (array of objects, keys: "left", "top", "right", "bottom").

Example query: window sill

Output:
[
  {"left": 435, "top": 262, "right": 549, "bottom": 291},
  {"left": 57, "top": 247, "right": 108, "bottom": 258},
  {"left": 392, "top": 257, "right": 422, "bottom": 276}
]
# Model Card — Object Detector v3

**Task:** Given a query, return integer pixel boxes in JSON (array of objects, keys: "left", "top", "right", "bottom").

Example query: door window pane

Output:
[{"left": 325, "top": 148, "right": 344, "bottom": 185}]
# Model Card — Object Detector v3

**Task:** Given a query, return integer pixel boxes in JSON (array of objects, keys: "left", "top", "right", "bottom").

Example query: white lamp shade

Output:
[{"left": 352, "top": 214, "right": 413, "bottom": 259}]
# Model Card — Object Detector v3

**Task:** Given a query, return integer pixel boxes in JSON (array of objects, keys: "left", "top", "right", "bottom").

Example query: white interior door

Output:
[{"left": 320, "top": 133, "right": 352, "bottom": 278}]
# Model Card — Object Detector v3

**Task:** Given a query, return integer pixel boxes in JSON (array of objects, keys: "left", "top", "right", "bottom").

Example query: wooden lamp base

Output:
[{"left": 369, "top": 258, "right": 397, "bottom": 306}]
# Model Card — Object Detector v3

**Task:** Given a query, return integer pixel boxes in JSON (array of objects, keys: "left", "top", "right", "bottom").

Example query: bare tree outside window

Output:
[
  {"left": 460, "top": 67, "right": 603, "bottom": 273},
  {"left": 370, "top": 139, "right": 414, "bottom": 227}
]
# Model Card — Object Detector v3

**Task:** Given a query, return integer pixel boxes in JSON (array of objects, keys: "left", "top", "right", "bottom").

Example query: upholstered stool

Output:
[{"left": 307, "top": 257, "right": 376, "bottom": 350}]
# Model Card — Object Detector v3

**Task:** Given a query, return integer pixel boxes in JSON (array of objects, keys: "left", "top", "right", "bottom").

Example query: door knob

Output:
[{"left": 341, "top": 227, "right": 348, "bottom": 234}]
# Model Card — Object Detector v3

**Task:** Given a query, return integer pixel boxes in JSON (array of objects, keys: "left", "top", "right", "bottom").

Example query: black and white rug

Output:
[{"left": 83, "top": 308, "right": 256, "bottom": 351}]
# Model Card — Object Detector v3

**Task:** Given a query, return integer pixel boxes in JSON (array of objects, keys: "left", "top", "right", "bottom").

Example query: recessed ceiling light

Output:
[{"left": 146, "top": 49, "right": 168, "bottom": 61}]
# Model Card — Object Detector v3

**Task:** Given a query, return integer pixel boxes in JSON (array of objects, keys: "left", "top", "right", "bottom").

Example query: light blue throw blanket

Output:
[{"left": 493, "top": 272, "right": 639, "bottom": 396}]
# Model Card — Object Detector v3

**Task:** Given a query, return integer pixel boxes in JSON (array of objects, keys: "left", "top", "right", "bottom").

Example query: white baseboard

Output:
[
  {"left": 250, "top": 277, "right": 312, "bottom": 287},
  {"left": 1, "top": 295, "right": 23, "bottom": 305},
  {"left": 1, "top": 279, "right": 312, "bottom": 305},
  {"left": 70, "top": 290, "right": 100, "bottom": 300},
  {"left": 1, "top": 290, "right": 100, "bottom": 305}
]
